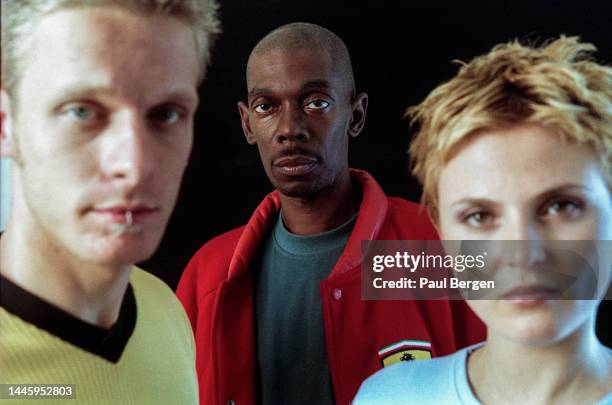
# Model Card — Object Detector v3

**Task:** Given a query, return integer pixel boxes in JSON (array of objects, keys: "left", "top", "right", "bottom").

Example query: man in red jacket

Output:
[{"left": 177, "top": 22, "right": 484, "bottom": 405}]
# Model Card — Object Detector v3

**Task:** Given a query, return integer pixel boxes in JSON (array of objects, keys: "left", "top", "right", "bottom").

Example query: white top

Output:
[{"left": 353, "top": 343, "right": 612, "bottom": 405}]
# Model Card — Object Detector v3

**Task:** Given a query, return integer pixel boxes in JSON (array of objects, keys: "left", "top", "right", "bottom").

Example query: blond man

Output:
[{"left": 0, "top": 1, "right": 219, "bottom": 403}]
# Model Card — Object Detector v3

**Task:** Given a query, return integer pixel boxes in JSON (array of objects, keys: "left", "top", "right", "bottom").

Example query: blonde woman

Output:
[{"left": 354, "top": 37, "right": 612, "bottom": 404}]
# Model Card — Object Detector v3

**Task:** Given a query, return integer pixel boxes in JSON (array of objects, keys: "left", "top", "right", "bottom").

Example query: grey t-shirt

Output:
[{"left": 254, "top": 212, "right": 357, "bottom": 405}]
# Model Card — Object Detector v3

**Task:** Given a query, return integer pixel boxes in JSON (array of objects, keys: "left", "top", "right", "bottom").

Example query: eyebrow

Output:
[
  {"left": 248, "top": 80, "right": 333, "bottom": 99},
  {"left": 532, "top": 184, "right": 590, "bottom": 204},
  {"left": 50, "top": 85, "right": 198, "bottom": 108},
  {"left": 450, "top": 198, "right": 499, "bottom": 209},
  {"left": 450, "top": 184, "right": 590, "bottom": 209},
  {"left": 50, "top": 85, "right": 114, "bottom": 103}
]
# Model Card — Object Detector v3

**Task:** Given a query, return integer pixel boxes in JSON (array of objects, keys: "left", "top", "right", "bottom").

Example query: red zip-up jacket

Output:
[{"left": 177, "top": 169, "right": 485, "bottom": 405}]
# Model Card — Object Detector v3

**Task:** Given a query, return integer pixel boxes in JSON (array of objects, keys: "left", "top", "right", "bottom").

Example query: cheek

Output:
[
  {"left": 437, "top": 213, "right": 467, "bottom": 240},
  {"left": 595, "top": 203, "right": 612, "bottom": 240},
  {"left": 20, "top": 141, "right": 92, "bottom": 187},
  {"left": 554, "top": 212, "right": 608, "bottom": 241},
  {"left": 20, "top": 161, "right": 88, "bottom": 223},
  {"left": 255, "top": 144, "right": 273, "bottom": 167},
  {"left": 321, "top": 122, "right": 349, "bottom": 160},
  {"left": 251, "top": 117, "right": 275, "bottom": 138},
  {"left": 596, "top": 242, "right": 612, "bottom": 297},
  {"left": 173, "top": 137, "right": 193, "bottom": 167},
  {"left": 155, "top": 147, "right": 191, "bottom": 187},
  {"left": 16, "top": 163, "right": 76, "bottom": 235}
]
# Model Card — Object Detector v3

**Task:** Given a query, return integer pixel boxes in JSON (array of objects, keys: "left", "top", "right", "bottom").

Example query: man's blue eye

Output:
[
  {"left": 150, "top": 108, "right": 181, "bottom": 125},
  {"left": 66, "top": 105, "right": 96, "bottom": 121}
]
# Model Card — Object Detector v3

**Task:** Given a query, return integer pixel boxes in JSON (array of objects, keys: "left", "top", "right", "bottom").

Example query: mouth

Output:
[
  {"left": 273, "top": 155, "right": 318, "bottom": 176},
  {"left": 501, "top": 285, "right": 562, "bottom": 307}
]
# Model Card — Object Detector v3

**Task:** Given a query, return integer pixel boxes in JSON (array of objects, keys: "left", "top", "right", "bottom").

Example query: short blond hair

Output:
[
  {"left": 1, "top": 0, "right": 221, "bottom": 97},
  {"left": 407, "top": 36, "right": 612, "bottom": 219}
]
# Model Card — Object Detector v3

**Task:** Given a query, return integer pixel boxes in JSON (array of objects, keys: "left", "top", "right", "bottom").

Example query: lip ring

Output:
[{"left": 125, "top": 210, "right": 133, "bottom": 226}]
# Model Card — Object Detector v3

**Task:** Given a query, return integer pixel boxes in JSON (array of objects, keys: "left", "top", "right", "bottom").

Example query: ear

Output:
[
  {"left": 348, "top": 92, "right": 368, "bottom": 138},
  {"left": 237, "top": 101, "right": 256, "bottom": 145},
  {"left": 1, "top": 89, "right": 16, "bottom": 158}
]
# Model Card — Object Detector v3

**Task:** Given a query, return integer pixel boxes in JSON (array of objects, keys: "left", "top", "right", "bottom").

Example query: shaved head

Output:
[
  {"left": 246, "top": 22, "right": 355, "bottom": 98},
  {"left": 238, "top": 22, "right": 369, "bottom": 201}
]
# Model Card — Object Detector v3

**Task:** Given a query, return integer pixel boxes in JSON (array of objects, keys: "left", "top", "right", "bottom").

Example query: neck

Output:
[
  {"left": 0, "top": 213, "right": 131, "bottom": 329},
  {"left": 279, "top": 170, "right": 357, "bottom": 235},
  {"left": 469, "top": 320, "right": 612, "bottom": 405}
]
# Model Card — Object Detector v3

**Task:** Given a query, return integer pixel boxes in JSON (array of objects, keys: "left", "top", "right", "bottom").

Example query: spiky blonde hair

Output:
[{"left": 407, "top": 36, "right": 612, "bottom": 219}]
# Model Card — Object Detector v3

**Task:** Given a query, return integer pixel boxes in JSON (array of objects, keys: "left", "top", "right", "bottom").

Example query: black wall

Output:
[{"left": 141, "top": 1, "right": 612, "bottom": 345}]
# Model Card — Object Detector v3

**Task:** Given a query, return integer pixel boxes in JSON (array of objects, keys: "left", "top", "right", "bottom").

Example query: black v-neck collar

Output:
[{"left": 0, "top": 273, "right": 137, "bottom": 363}]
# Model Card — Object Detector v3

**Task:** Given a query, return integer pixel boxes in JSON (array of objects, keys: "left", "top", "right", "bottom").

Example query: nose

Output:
[
  {"left": 501, "top": 215, "right": 547, "bottom": 268},
  {"left": 274, "top": 103, "right": 309, "bottom": 143},
  {"left": 100, "top": 112, "right": 154, "bottom": 188}
]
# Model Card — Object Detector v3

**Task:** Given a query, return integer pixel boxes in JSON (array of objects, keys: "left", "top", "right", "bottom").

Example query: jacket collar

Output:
[{"left": 227, "top": 168, "right": 388, "bottom": 280}]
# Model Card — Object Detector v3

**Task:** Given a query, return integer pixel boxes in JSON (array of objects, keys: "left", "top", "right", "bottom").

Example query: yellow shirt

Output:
[{"left": 0, "top": 267, "right": 198, "bottom": 404}]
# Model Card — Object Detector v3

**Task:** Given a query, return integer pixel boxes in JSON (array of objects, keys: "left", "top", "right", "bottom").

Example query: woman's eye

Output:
[
  {"left": 305, "top": 99, "right": 330, "bottom": 110},
  {"left": 542, "top": 200, "right": 583, "bottom": 219},
  {"left": 464, "top": 211, "right": 493, "bottom": 228},
  {"left": 254, "top": 103, "right": 273, "bottom": 113}
]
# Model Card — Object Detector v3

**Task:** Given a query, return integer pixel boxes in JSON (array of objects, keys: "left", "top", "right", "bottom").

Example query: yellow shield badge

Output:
[{"left": 378, "top": 340, "right": 432, "bottom": 368}]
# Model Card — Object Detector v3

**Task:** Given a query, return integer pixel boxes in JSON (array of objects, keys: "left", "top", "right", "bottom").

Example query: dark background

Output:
[{"left": 141, "top": 1, "right": 612, "bottom": 344}]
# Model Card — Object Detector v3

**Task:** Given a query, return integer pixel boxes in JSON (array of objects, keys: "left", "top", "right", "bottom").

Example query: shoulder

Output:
[
  {"left": 130, "top": 267, "right": 191, "bottom": 333},
  {"left": 128, "top": 268, "right": 197, "bottom": 392},
  {"left": 193, "top": 226, "right": 246, "bottom": 262},
  {"left": 386, "top": 197, "right": 428, "bottom": 222},
  {"left": 382, "top": 197, "right": 438, "bottom": 239},
  {"left": 131, "top": 267, "right": 193, "bottom": 332},
  {"left": 354, "top": 352, "right": 461, "bottom": 405},
  {"left": 130, "top": 268, "right": 187, "bottom": 318},
  {"left": 130, "top": 266, "right": 175, "bottom": 299},
  {"left": 597, "top": 393, "right": 612, "bottom": 405}
]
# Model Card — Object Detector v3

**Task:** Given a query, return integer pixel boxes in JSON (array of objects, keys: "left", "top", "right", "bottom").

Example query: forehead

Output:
[
  {"left": 438, "top": 125, "right": 604, "bottom": 203},
  {"left": 247, "top": 46, "right": 342, "bottom": 95},
  {"left": 19, "top": 7, "right": 199, "bottom": 104}
]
